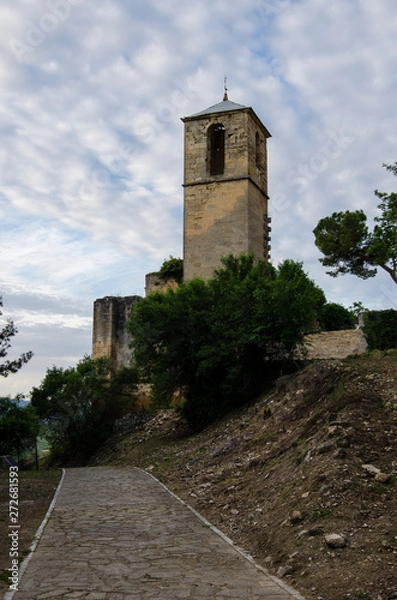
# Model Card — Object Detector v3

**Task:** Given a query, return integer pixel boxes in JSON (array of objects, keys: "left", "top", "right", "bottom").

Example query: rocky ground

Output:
[{"left": 90, "top": 351, "right": 397, "bottom": 600}]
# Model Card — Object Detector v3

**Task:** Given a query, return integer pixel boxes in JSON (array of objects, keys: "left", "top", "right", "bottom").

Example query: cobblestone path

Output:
[{"left": 9, "top": 467, "right": 306, "bottom": 599}]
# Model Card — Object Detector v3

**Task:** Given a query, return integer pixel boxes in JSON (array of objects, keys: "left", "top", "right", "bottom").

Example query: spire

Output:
[{"left": 223, "top": 75, "right": 228, "bottom": 101}]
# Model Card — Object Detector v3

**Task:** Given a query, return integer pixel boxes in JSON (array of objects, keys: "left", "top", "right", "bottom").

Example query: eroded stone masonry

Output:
[{"left": 92, "top": 296, "right": 140, "bottom": 370}]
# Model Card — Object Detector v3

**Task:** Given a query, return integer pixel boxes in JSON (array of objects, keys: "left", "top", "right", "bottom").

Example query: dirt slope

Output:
[{"left": 91, "top": 351, "right": 397, "bottom": 600}]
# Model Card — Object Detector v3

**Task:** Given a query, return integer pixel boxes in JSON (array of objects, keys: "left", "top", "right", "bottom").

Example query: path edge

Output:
[
  {"left": 140, "top": 467, "right": 306, "bottom": 600},
  {"left": 4, "top": 468, "right": 66, "bottom": 600}
]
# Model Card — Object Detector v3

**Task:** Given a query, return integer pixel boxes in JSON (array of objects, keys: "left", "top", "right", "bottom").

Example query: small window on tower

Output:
[
  {"left": 255, "top": 132, "right": 261, "bottom": 168},
  {"left": 208, "top": 124, "right": 225, "bottom": 175}
]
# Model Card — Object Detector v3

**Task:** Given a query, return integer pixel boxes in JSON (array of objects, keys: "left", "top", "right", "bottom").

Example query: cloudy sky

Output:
[{"left": 0, "top": 0, "right": 396, "bottom": 398}]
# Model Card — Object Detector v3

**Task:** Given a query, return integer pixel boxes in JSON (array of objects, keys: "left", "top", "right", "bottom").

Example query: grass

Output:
[
  {"left": 369, "top": 480, "right": 394, "bottom": 495},
  {"left": 0, "top": 571, "right": 10, "bottom": 584},
  {"left": 309, "top": 509, "right": 333, "bottom": 522}
]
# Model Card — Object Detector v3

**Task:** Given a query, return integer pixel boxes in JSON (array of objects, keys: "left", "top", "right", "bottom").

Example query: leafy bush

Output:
[
  {"left": 362, "top": 310, "right": 397, "bottom": 350},
  {"left": 129, "top": 254, "right": 325, "bottom": 430},
  {"left": 318, "top": 302, "right": 356, "bottom": 331},
  {"left": 158, "top": 256, "right": 183, "bottom": 284},
  {"left": 31, "top": 357, "right": 138, "bottom": 464},
  {"left": 0, "top": 397, "right": 40, "bottom": 462}
]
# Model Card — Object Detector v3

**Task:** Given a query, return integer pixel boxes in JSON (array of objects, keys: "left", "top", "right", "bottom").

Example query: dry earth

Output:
[
  {"left": 0, "top": 469, "right": 61, "bottom": 593},
  {"left": 90, "top": 351, "right": 397, "bottom": 600},
  {"left": 0, "top": 352, "right": 395, "bottom": 599}
]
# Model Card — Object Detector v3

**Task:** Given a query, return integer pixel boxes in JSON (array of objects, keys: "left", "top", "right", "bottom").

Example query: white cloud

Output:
[{"left": 0, "top": 0, "right": 396, "bottom": 396}]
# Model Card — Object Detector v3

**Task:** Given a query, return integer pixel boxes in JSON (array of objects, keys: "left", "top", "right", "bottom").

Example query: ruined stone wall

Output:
[
  {"left": 145, "top": 273, "right": 179, "bottom": 297},
  {"left": 92, "top": 296, "right": 141, "bottom": 370},
  {"left": 303, "top": 329, "right": 367, "bottom": 360}
]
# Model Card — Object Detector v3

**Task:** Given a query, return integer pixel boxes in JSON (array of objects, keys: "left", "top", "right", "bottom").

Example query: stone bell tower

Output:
[{"left": 182, "top": 93, "right": 271, "bottom": 281}]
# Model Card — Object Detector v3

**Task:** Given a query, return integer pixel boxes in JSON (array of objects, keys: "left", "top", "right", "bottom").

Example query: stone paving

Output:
[{"left": 9, "top": 467, "right": 306, "bottom": 600}]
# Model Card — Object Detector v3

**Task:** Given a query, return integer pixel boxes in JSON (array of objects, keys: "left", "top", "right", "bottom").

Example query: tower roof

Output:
[
  {"left": 182, "top": 96, "right": 271, "bottom": 138},
  {"left": 189, "top": 97, "right": 247, "bottom": 118}
]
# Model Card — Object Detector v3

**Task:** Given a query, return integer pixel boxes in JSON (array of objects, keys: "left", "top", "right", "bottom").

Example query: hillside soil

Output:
[
  {"left": 0, "top": 469, "right": 61, "bottom": 593},
  {"left": 90, "top": 352, "right": 397, "bottom": 600}
]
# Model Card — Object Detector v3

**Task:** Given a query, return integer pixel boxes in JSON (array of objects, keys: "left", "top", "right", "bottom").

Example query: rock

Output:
[
  {"left": 297, "top": 530, "right": 309, "bottom": 539},
  {"left": 277, "top": 565, "right": 293, "bottom": 577},
  {"left": 317, "top": 440, "right": 337, "bottom": 454},
  {"left": 362, "top": 464, "right": 381, "bottom": 476},
  {"left": 290, "top": 510, "right": 303, "bottom": 524},
  {"left": 374, "top": 472, "right": 392, "bottom": 483},
  {"left": 327, "top": 424, "right": 342, "bottom": 437},
  {"left": 324, "top": 533, "right": 347, "bottom": 549}
]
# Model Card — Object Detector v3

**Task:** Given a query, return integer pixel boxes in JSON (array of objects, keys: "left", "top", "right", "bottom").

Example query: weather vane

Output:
[{"left": 223, "top": 76, "right": 228, "bottom": 101}]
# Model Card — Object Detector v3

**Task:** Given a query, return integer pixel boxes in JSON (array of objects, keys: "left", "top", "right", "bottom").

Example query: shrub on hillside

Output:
[
  {"left": 318, "top": 302, "right": 356, "bottom": 331},
  {"left": 363, "top": 309, "right": 397, "bottom": 350},
  {"left": 128, "top": 254, "right": 326, "bottom": 430},
  {"left": 31, "top": 357, "right": 138, "bottom": 464}
]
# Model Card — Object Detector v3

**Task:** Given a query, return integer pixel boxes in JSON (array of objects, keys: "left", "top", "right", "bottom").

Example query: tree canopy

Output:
[
  {"left": 157, "top": 256, "right": 184, "bottom": 284},
  {"left": 0, "top": 397, "right": 40, "bottom": 461},
  {"left": 313, "top": 162, "right": 397, "bottom": 284},
  {"left": 31, "top": 356, "right": 138, "bottom": 463},
  {"left": 128, "top": 254, "right": 325, "bottom": 430},
  {"left": 0, "top": 296, "right": 33, "bottom": 377},
  {"left": 318, "top": 302, "right": 356, "bottom": 331}
]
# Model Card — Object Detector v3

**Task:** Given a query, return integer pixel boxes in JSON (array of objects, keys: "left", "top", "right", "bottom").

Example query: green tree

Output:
[
  {"left": 31, "top": 357, "right": 138, "bottom": 463},
  {"left": 318, "top": 303, "right": 356, "bottom": 331},
  {"left": 362, "top": 309, "right": 397, "bottom": 350},
  {"left": 0, "top": 397, "right": 40, "bottom": 461},
  {"left": 0, "top": 297, "right": 33, "bottom": 377},
  {"left": 313, "top": 163, "right": 397, "bottom": 284},
  {"left": 128, "top": 254, "right": 325, "bottom": 430},
  {"left": 158, "top": 256, "right": 184, "bottom": 284}
]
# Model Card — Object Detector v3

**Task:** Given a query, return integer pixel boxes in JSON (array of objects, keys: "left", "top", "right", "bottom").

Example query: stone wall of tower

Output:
[
  {"left": 183, "top": 107, "right": 270, "bottom": 281},
  {"left": 145, "top": 272, "right": 179, "bottom": 296},
  {"left": 247, "top": 181, "right": 270, "bottom": 260},
  {"left": 92, "top": 296, "right": 141, "bottom": 371},
  {"left": 184, "top": 179, "right": 250, "bottom": 281}
]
